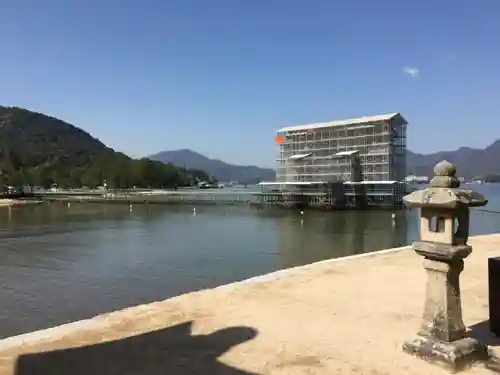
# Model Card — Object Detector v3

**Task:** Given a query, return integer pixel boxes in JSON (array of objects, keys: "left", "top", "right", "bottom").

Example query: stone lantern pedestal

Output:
[{"left": 402, "top": 161, "right": 489, "bottom": 372}]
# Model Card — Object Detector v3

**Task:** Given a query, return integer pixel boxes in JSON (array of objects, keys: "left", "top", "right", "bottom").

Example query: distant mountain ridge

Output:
[
  {"left": 148, "top": 149, "right": 276, "bottom": 183},
  {"left": 8, "top": 104, "right": 498, "bottom": 184},
  {"left": 151, "top": 140, "right": 500, "bottom": 183},
  {"left": 407, "top": 140, "right": 500, "bottom": 179}
]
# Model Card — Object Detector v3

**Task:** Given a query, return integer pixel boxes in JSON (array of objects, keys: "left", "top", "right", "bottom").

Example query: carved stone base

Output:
[{"left": 403, "top": 335, "right": 488, "bottom": 372}]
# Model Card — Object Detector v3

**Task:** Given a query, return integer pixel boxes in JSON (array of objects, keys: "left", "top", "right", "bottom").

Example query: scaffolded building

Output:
[{"left": 275, "top": 113, "right": 408, "bottom": 183}]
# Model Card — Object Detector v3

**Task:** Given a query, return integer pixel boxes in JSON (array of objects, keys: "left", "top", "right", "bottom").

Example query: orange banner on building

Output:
[{"left": 275, "top": 137, "right": 285, "bottom": 143}]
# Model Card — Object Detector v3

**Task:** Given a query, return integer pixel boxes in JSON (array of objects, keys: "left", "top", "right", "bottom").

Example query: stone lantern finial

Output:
[
  {"left": 430, "top": 160, "right": 460, "bottom": 188},
  {"left": 402, "top": 161, "right": 489, "bottom": 371},
  {"left": 434, "top": 160, "right": 456, "bottom": 176}
]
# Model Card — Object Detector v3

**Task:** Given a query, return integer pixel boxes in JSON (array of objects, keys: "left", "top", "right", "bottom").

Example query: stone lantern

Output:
[{"left": 402, "top": 160, "right": 488, "bottom": 371}]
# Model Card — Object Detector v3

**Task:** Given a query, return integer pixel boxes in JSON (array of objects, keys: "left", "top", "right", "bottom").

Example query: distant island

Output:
[
  {"left": 148, "top": 149, "right": 276, "bottom": 185},
  {"left": 0, "top": 106, "right": 210, "bottom": 189},
  {"left": 407, "top": 141, "right": 500, "bottom": 180},
  {"left": 152, "top": 144, "right": 500, "bottom": 184}
]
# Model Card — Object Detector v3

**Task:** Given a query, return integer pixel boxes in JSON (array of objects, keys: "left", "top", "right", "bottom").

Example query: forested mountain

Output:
[
  {"left": 151, "top": 142, "right": 500, "bottom": 183},
  {"left": 149, "top": 149, "right": 276, "bottom": 183},
  {"left": 407, "top": 141, "right": 500, "bottom": 180},
  {"left": 0, "top": 106, "right": 209, "bottom": 188}
]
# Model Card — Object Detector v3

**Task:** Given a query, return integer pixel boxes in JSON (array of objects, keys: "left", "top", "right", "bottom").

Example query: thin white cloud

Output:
[{"left": 402, "top": 66, "right": 420, "bottom": 78}]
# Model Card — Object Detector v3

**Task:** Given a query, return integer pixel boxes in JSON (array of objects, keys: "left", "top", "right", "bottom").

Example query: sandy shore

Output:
[{"left": 0, "top": 235, "right": 499, "bottom": 374}]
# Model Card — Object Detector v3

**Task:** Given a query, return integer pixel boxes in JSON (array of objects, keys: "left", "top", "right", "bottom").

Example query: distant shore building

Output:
[
  {"left": 275, "top": 113, "right": 408, "bottom": 183},
  {"left": 405, "top": 175, "right": 429, "bottom": 184}
]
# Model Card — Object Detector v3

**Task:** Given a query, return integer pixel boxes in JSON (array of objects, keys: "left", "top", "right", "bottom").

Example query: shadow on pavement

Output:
[
  {"left": 469, "top": 320, "right": 500, "bottom": 373},
  {"left": 469, "top": 320, "right": 500, "bottom": 347},
  {"left": 14, "top": 321, "right": 259, "bottom": 375}
]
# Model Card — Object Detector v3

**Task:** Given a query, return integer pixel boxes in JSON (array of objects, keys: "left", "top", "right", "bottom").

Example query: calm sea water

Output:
[{"left": 0, "top": 184, "right": 499, "bottom": 338}]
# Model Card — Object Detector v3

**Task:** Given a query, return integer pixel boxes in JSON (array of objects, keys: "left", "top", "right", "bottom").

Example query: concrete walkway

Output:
[{"left": 1, "top": 235, "right": 500, "bottom": 374}]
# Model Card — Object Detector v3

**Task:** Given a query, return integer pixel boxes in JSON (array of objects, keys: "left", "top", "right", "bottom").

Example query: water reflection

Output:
[{"left": 269, "top": 210, "right": 413, "bottom": 268}]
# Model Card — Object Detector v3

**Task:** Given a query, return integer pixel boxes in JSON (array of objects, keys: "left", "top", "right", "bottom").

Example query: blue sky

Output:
[{"left": 1, "top": 0, "right": 499, "bottom": 167}]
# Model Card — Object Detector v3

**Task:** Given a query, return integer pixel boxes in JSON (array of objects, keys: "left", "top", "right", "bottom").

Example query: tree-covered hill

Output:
[
  {"left": 406, "top": 140, "right": 500, "bottom": 180},
  {"left": 0, "top": 106, "right": 209, "bottom": 188},
  {"left": 148, "top": 149, "right": 276, "bottom": 183}
]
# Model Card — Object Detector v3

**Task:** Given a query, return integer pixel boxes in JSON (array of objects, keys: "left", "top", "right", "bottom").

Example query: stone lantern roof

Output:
[{"left": 403, "top": 160, "right": 488, "bottom": 209}]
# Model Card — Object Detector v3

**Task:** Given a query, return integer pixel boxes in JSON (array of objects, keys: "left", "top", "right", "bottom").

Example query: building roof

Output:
[
  {"left": 277, "top": 112, "right": 407, "bottom": 133},
  {"left": 288, "top": 153, "right": 312, "bottom": 160},
  {"left": 344, "top": 180, "right": 397, "bottom": 185},
  {"left": 257, "top": 180, "right": 399, "bottom": 186},
  {"left": 257, "top": 181, "right": 323, "bottom": 186},
  {"left": 335, "top": 150, "right": 359, "bottom": 157}
]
